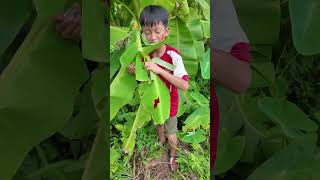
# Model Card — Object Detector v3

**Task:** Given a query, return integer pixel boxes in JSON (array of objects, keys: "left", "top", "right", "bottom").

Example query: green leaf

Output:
[
  {"left": 234, "top": 0, "right": 280, "bottom": 44},
  {"left": 258, "top": 97, "right": 318, "bottom": 138},
  {"left": 260, "top": 134, "right": 286, "bottom": 158},
  {"left": 110, "top": 148, "right": 120, "bottom": 173},
  {"left": 189, "top": 91, "right": 209, "bottom": 106},
  {"left": 248, "top": 134, "right": 319, "bottom": 180},
  {"left": 200, "top": 20, "right": 210, "bottom": 39},
  {"left": 59, "top": 84, "right": 99, "bottom": 140},
  {"left": 139, "top": 0, "right": 175, "bottom": 14},
  {"left": 182, "top": 105, "right": 209, "bottom": 132},
  {"left": 91, "top": 67, "right": 108, "bottom": 106},
  {"left": 289, "top": 0, "right": 320, "bottom": 55},
  {"left": 110, "top": 26, "right": 129, "bottom": 46},
  {"left": 110, "top": 49, "right": 123, "bottom": 80},
  {"left": 193, "top": 0, "right": 210, "bottom": 20},
  {"left": 194, "top": 40, "right": 205, "bottom": 61},
  {"left": 177, "top": 0, "right": 189, "bottom": 17},
  {"left": 110, "top": 148, "right": 120, "bottom": 164},
  {"left": 27, "top": 159, "right": 85, "bottom": 179},
  {"left": 0, "top": 0, "right": 33, "bottom": 56},
  {"left": 110, "top": 35, "right": 141, "bottom": 120},
  {"left": 251, "top": 62, "right": 275, "bottom": 88},
  {"left": 81, "top": 124, "right": 107, "bottom": 180},
  {"left": 167, "top": 16, "right": 198, "bottom": 77},
  {"left": 119, "top": 35, "right": 139, "bottom": 66},
  {"left": 187, "top": 8, "right": 203, "bottom": 41},
  {"left": 249, "top": 45, "right": 275, "bottom": 88},
  {"left": 200, "top": 49, "right": 210, "bottom": 80},
  {"left": 177, "top": 90, "right": 187, "bottom": 117},
  {"left": 13, "top": 154, "right": 42, "bottom": 180},
  {"left": 135, "top": 54, "right": 149, "bottom": 81},
  {"left": 123, "top": 105, "right": 151, "bottom": 155},
  {"left": 139, "top": 75, "right": 170, "bottom": 124},
  {"left": 239, "top": 97, "right": 282, "bottom": 162},
  {"left": 0, "top": 0, "right": 89, "bottom": 179},
  {"left": 141, "top": 38, "right": 166, "bottom": 55},
  {"left": 82, "top": 0, "right": 107, "bottom": 62},
  {"left": 214, "top": 86, "right": 245, "bottom": 134},
  {"left": 214, "top": 128, "right": 245, "bottom": 175},
  {"left": 269, "top": 77, "right": 288, "bottom": 98},
  {"left": 177, "top": 129, "right": 206, "bottom": 144},
  {"left": 110, "top": 68, "right": 138, "bottom": 120},
  {"left": 215, "top": 87, "right": 278, "bottom": 164}
]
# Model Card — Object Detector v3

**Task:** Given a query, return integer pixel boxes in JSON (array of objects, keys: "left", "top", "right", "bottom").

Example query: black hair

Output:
[{"left": 139, "top": 5, "right": 169, "bottom": 27}]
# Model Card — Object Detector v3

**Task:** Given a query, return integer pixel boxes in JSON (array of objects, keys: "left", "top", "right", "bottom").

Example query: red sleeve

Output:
[
  {"left": 182, "top": 75, "right": 189, "bottom": 81},
  {"left": 230, "top": 42, "right": 251, "bottom": 63}
]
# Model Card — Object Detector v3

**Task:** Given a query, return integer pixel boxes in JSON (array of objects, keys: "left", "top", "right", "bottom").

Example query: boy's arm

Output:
[
  {"left": 159, "top": 70, "right": 189, "bottom": 91},
  {"left": 145, "top": 62, "right": 189, "bottom": 91},
  {"left": 212, "top": 48, "right": 251, "bottom": 94}
]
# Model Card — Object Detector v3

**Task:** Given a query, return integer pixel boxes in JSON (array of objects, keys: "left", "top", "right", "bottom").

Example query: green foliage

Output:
[
  {"left": 0, "top": 1, "right": 107, "bottom": 180},
  {"left": 82, "top": 0, "right": 107, "bottom": 62},
  {"left": 214, "top": 1, "right": 320, "bottom": 179}
]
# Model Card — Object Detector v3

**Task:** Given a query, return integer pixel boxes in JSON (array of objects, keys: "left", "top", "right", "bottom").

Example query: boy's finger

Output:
[
  {"left": 71, "top": 26, "right": 81, "bottom": 41},
  {"left": 59, "top": 6, "right": 78, "bottom": 30},
  {"left": 73, "top": 13, "right": 81, "bottom": 25},
  {"left": 62, "top": 22, "right": 78, "bottom": 39}
]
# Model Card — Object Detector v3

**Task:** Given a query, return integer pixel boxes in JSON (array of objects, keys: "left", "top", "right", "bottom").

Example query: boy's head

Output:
[{"left": 139, "top": 5, "right": 169, "bottom": 43}]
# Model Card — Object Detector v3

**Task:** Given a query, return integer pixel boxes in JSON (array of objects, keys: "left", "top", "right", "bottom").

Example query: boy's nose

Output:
[{"left": 151, "top": 34, "right": 156, "bottom": 39}]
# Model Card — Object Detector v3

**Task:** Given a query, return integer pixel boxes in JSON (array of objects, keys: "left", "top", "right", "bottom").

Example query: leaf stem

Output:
[
  {"left": 114, "top": 0, "right": 137, "bottom": 20},
  {"left": 36, "top": 145, "right": 48, "bottom": 166}
]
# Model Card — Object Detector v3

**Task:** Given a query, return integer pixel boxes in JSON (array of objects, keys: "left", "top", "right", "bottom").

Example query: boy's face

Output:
[{"left": 142, "top": 22, "right": 169, "bottom": 43}]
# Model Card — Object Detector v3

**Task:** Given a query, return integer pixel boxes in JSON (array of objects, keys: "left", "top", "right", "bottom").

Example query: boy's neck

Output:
[{"left": 151, "top": 44, "right": 166, "bottom": 58}]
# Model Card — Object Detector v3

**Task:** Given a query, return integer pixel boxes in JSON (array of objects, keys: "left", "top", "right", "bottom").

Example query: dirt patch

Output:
[
  {"left": 131, "top": 143, "right": 199, "bottom": 180},
  {"left": 148, "top": 148, "right": 171, "bottom": 180},
  {"left": 131, "top": 144, "right": 171, "bottom": 180}
]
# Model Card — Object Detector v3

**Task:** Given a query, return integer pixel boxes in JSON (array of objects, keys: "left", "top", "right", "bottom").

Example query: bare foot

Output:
[{"left": 169, "top": 156, "right": 178, "bottom": 171}]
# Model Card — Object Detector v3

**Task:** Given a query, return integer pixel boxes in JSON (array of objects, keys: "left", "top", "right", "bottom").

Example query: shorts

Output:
[{"left": 155, "top": 116, "right": 178, "bottom": 136}]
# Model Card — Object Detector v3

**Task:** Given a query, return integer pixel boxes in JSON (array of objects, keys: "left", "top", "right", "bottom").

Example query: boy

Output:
[
  {"left": 211, "top": 0, "right": 252, "bottom": 177},
  {"left": 128, "top": 5, "right": 189, "bottom": 171}
]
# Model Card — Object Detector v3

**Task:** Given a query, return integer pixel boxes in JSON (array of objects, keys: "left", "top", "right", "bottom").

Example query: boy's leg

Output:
[
  {"left": 168, "top": 134, "right": 178, "bottom": 155},
  {"left": 155, "top": 124, "right": 166, "bottom": 145},
  {"left": 165, "top": 116, "right": 179, "bottom": 171}
]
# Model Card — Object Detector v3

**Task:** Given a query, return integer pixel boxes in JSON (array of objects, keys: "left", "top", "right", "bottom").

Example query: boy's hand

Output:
[
  {"left": 145, "top": 62, "right": 164, "bottom": 75},
  {"left": 128, "top": 63, "right": 136, "bottom": 74},
  {"left": 55, "top": 3, "right": 81, "bottom": 42}
]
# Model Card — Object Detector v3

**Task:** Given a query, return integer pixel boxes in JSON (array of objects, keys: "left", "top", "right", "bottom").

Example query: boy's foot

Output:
[{"left": 169, "top": 156, "right": 178, "bottom": 171}]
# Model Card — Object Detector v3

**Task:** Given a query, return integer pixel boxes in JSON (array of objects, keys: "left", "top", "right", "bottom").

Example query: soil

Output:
[
  {"left": 131, "top": 144, "right": 171, "bottom": 180},
  {"left": 130, "top": 142, "right": 199, "bottom": 180}
]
